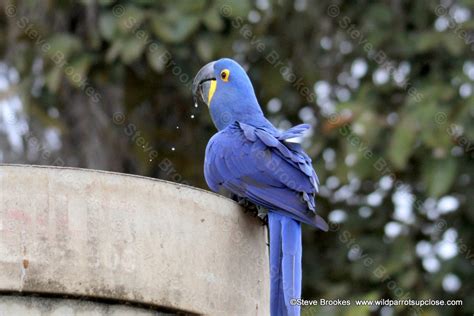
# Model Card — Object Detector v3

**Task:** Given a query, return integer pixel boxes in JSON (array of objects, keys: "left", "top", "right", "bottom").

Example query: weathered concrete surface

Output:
[
  {"left": 0, "top": 165, "right": 269, "bottom": 315},
  {"left": 0, "top": 295, "right": 171, "bottom": 315}
]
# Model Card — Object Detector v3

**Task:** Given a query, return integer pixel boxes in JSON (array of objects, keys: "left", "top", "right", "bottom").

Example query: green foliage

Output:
[
  {"left": 422, "top": 156, "right": 458, "bottom": 198},
  {"left": 388, "top": 115, "right": 417, "bottom": 169}
]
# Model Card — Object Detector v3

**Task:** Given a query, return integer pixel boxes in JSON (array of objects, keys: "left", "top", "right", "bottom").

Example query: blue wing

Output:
[{"left": 204, "top": 121, "right": 328, "bottom": 230}]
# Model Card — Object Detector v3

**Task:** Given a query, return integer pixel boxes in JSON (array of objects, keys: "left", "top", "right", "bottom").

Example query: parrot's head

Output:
[{"left": 192, "top": 58, "right": 263, "bottom": 130}]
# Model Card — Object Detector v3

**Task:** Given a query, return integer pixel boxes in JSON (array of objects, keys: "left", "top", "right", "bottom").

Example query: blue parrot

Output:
[{"left": 192, "top": 58, "right": 328, "bottom": 316}]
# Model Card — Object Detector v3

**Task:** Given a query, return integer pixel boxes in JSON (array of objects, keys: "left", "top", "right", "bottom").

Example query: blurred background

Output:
[{"left": 0, "top": 0, "right": 473, "bottom": 315}]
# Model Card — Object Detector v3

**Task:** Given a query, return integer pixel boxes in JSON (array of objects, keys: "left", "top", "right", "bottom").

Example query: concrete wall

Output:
[
  {"left": 0, "top": 165, "right": 269, "bottom": 315},
  {"left": 0, "top": 295, "right": 172, "bottom": 316}
]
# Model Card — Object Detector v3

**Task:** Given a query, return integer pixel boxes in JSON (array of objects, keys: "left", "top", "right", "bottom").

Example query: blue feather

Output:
[
  {"left": 204, "top": 120, "right": 328, "bottom": 316},
  {"left": 269, "top": 212, "right": 302, "bottom": 316},
  {"left": 200, "top": 58, "right": 328, "bottom": 316},
  {"left": 279, "top": 123, "right": 311, "bottom": 140},
  {"left": 205, "top": 122, "right": 327, "bottom": 229}
]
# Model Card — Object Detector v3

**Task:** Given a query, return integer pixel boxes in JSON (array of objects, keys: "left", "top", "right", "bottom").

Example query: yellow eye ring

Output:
[{"left": 220, "top": 69, "right": 230, "bottom": 82}]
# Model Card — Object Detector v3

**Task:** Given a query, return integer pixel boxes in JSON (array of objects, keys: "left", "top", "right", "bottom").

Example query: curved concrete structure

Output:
[
  {"left": 0, "top": 165, "right": 269, "bottom": 315},
  {"left": 0, "top": 295, "right": 169, "bottom": 315}
]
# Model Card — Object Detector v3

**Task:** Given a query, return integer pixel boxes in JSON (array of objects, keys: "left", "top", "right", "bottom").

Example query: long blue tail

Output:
[{"left": 269, "top": 211, "right": 302, "bottom": 316}]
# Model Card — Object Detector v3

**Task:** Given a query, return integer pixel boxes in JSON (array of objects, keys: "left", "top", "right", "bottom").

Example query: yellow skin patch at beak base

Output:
[{"left": 208, "top": 80, "right": 217, "bottom": 106}]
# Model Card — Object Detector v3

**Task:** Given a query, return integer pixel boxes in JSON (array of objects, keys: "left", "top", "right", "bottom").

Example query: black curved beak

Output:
[{"left": 192, "top": 61, "right": 216, "bottom": 107}]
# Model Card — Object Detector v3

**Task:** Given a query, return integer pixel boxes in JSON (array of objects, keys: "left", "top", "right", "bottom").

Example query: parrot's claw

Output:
[
  {"left": 243, "top": 205, "right": 259, "bottom": 218},
  {"left": 257, "top": 206, "right": 268, "bottom": 225},
  {"left": 231, "top": 195, "right": 268, "bottom": 225},
  {"left": 237, "top": 198, "right": 247, "bottom": 206}
]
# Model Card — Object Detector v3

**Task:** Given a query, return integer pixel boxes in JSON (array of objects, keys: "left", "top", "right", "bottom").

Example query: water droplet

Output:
[
  {"left": 194, "top": 103, "right": 198, "bottom": 108},
  {"left": 190, "top": 115, "right": 195, "bottom": 119}
]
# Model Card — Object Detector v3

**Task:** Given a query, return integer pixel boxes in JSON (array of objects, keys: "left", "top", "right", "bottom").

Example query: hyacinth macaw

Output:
[{"left": 192, "top": 58, "right": 328, "bottom": 316}]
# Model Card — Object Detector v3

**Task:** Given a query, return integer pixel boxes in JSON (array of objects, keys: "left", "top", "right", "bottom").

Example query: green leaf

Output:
[
  {"left": 408, "top": 101, "right": 452, "bottom": 149},
  {"left": 166, "top": 0, "right": 207, "bottom": 13},
  {"left": 400, "top": 269, "right": 418, "bottom": 288},
  {"left": 45, "top": 66, "right": 62, "bottom": 92},
  {"left": 65, "top": 55, "right": 92, "bottom": 87},
  {"left": 388, "top": 116, "right": 417, "bottom": 169},
  {"left": 442, "top": 33, "right": 465, "bottom": 56},
  {"left": 98, "top": 13, "right": 117, "bottom": 41},
  {"left": 151, "top": 11, "right": 200, "bottom": 43},
  {"left": 422, "top": 156, "right": 458, "bottom": 197},
  {"left": 117, "top": 6, "right": 146, "bottom": 34},
  {"left": 45, "top": 34, "right": 81, "bottom": 61},
  {"left": 98, "top": 0, "right": 114, "bottom": 5},
  {"left": 218, "top": 0, "right": 251, "bottom": 18},
  {"left": 196, "top": 35, "right": 214, "bottom": 61},
  {"left": 367, "top": 3, "right": 392, "bottom": 25},
  {"left": 120, "top": 37, "right": 146, "bottom": 64},
  {"left": 203, "top": 4, "right": 225, "bottom": 31},
  {"left": 105, "top": 40, "right": 123, "bottom": 63},
  {"left": 147, "top": 43, "right": 170, "bottom": 73},
  {"left": 413, "top": 31, "right": 441, "bottom": 53}
]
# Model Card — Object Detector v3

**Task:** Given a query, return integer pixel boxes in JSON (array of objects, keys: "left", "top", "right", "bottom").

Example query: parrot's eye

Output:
[{"left": 220, "top": 69, "right": 230, "bottom": 82}]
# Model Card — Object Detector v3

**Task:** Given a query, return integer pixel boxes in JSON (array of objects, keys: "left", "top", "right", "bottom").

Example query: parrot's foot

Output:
[
  {"left": 257, "top": 206, "right": 268, "bottom": 226},
  {"left": 233, "top": 196, "right": 268, "bottom": 225}
]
